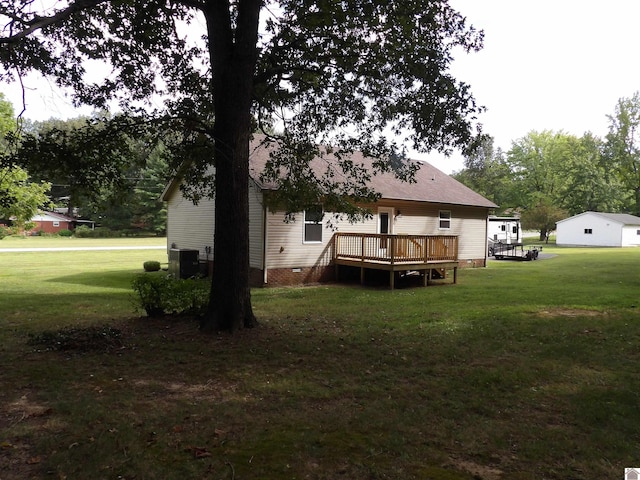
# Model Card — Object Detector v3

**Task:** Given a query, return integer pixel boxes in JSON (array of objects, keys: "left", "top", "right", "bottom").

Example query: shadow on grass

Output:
[
  {"left": 3, "top": 305, "right": 640, "bottom": 479},
  {"left": 46, "top": 269, "right": 150, "bottom": 290}
]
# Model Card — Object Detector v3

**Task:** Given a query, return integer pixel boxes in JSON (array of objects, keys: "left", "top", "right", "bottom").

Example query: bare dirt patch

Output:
[
  {"left": 537, "top": 308, "right": 604, "bottom": 318},
  {"left": 447, "top": 457, "right": 504, "bottom": 480},
  {"left": 0, "top": 393, "right": 53, "bottom": 480}
]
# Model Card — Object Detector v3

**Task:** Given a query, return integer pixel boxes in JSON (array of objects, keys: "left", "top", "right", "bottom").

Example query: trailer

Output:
[
  {"left": 490, "top": 242, "right": 541, "bottom": 261},
  {"left": 488, "top": 216, "right": 521, "bottom": 245}
]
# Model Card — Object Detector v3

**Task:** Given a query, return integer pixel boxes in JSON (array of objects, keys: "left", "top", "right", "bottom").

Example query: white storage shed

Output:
[{"left": 556, "top": 212, "right": 640, "bottom": 247}]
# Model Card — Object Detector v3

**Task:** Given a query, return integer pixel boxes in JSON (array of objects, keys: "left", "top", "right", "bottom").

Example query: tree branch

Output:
[{"left": 0, "top": 0, "right": 107, "bottom": 44}]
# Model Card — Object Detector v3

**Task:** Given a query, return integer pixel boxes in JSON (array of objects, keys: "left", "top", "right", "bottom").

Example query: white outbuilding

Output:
[{"left": 556, "top": 212, "right": 640, "bottom": 247}]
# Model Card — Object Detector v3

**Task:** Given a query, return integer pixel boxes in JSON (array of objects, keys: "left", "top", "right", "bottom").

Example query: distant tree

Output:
[
  {"left": 557, "top": 132, "right": 626, "bottom": 215},
  {"left": 507, "top": 130, "right": 574, "bottom": 202},
  {"left": 520, "top": 197, "right": 567, "bottom": 243},
  {"left": 0, "top": 93, "right": 50, "bottom": 227},
  {"left": 506, "top": 131, "right": 581, "bottom": 239},
  {"left": 0, "top": 165, "right": 51, "bottom": 226},
  {"left": 453, "top": 135, "right": 515, "bottom": 210},
  {"left": 81, "top": 142, "right": 169, "bottom": 234},
  {"left": 604, "top": 92, "right": 640, "bottom": 215},
  {"left": 11, "top": 114, "right": 150, "bottom": 217}
]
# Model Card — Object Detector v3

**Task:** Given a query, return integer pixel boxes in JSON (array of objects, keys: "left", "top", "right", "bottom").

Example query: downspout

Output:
[
  {"left": 262, "top": 200, "right": 268, "bottom": 285},
  {"left": 484, "top": 211, "right": 490, "bottom": 266}
]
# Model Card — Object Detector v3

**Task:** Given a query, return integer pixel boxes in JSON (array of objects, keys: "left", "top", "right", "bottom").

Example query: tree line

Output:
[
  {"left": 453, "top": 92, "right": 640, "bottom": 240},
  {"left": 0, "top": 93, "right": 169, "bottom": 235}
]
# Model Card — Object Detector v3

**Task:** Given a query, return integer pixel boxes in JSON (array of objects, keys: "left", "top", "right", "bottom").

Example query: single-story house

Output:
[
  {"left": 29, "top": 211, "right": 75, "bottom": 234},
  {"left": 556, "top": 211, "right": 640, "bottom": 247},
  {"left": 161, "top": 138, "right": 498, "bottom": 287}
]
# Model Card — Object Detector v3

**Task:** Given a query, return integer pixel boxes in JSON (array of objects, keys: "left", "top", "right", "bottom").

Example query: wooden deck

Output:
[{"left": 333, "top": 233, "right": 459, "bottom": 289}]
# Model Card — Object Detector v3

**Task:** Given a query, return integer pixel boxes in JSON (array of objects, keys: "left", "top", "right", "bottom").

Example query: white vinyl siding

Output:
[
  {"left": 557, "top": 212, "right": 640, "bottom": 247},
  {"left": 165, "top": 178, "right": 265, "bottom": 269},
  {"left": 248, "top": 179, "right": 265, "bottom": 268},
  {"left": 264, "top": 202, "right": 489, "bottom": 268},
  {"left": 389, "top": 202, "right": 487, "bottom": 261},
  {"left": 265, "top": 210, "right": 372, "bottom": 269},
  {"left": 166, "top": 192, "right": 215, "bottom": 259}
]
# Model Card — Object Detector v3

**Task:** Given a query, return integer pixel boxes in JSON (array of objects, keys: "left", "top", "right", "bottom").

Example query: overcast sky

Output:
[
  {"left": 3, "top": 1, "right": 640, "bottom": 174},
  {"left": 422, "top": 0, "right": 640, "bottom": 173}
]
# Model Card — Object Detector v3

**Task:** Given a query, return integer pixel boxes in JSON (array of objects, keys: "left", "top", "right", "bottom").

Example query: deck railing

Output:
[{"left": 334, "top": 233, "right": 458, "bottom": 264}]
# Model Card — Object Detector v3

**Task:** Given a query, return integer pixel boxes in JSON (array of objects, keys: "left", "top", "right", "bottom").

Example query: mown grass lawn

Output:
[{"left": 1, "top": 239, "right": 639, "bottom": 479}]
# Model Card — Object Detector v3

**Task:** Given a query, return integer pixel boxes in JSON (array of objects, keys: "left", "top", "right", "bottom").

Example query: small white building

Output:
[{"left": 556, "top": 212, "right": 640, "bottom": 247}]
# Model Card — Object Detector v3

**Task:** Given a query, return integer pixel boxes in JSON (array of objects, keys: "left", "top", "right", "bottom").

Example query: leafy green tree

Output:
[
  {"left": 80, "top": 142, "right": 169, "bottom": 234},
  {"left": 0, "top": 165, "right": 51, "bottom": 227},
  {"left": 604, "top": 92, "right": 640, "bottom": 215},
  {"left": 0, "top": 93, "right": 50, "bottom": 228},
  {"left": 557, "top": 132, "right": 626, "bottom": 215},
  {"left": 0, "top": 1, "right": 485, "bottom": 332},
  {"left": 506, "top": 131, "right": 578, "bottom": 239},
  {"left": 453, "top": 135, "right": 516, "bottom": 211},
  {"left": 11, "top": 114, "right": 149, "bottom": 217},
  {"left": 507, "top": 130, "right": 574, "bottom": 203},
  {"left": 520, "top": 197, "right": 567, "bottom": 243}
]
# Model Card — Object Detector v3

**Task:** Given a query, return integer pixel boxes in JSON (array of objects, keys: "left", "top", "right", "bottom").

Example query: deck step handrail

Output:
[{"left": 334, "top": 233, "right": 458, "bottom": 264}]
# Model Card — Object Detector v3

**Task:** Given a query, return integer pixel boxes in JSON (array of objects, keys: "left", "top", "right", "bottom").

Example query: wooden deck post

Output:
[
  {"left": 360, "top": 235, "right": 365, "bottom": 285},
  {"left": 389, "top": 236, "right": 396, "bottom": 290}
]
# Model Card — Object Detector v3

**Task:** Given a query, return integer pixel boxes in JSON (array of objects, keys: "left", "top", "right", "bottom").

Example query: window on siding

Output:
[
  {"left": 512, "top": 226, "right": 518, "bottom": 234},
  {"left": 637, "top": 229, "right": 640, "bottom": 235},
  {"left": 500, "top": 225, "right": 506, "bottom": 232},
  {"left": 439, "top": 210, "right": 451, "bottom": 229},
  {"left": 584, "top": 228, "right": 593, "bottom": 234},
  {"left": 304, "top": 206, "right": 323, "bottom": 243}
]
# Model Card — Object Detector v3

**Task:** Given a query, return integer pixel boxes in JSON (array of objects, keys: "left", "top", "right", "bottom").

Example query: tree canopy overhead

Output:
[{"left": 0, "top": 1, "right": 485, "bottom": 332}]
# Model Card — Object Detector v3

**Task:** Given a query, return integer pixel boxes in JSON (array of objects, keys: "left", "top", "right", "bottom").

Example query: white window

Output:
[
  {"left": 53, "top": 221, "right": 60, "bottom": 227},
  {"left": 439, "top": 210, "right": 451, "bottom": 230},
  {"left": 584, "top": 228, "right": 592, "bottom": 234},
  {"left": 304, "top": 206, "right": 323, "bottom": 243}
]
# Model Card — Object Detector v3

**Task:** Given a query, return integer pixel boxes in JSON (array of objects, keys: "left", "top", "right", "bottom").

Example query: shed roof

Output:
[{"left": 557, "top": 211, "right": 640, "bottom": 226}]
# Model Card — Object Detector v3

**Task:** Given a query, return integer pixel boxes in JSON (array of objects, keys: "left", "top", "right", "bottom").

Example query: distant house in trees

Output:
[
  {"left": 556, "top": 212, "right": 640, "bottom": 247},
  {"left": 29, "top": 211, "right": 76, "bottom": 234},
  {"left": 161, "top": 138, "right": 498, "bottom": 287}
]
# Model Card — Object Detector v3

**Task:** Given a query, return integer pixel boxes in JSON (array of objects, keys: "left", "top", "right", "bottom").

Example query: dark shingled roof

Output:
[{"left": 247, "top": 137, "right": 497, "bottom": 209}]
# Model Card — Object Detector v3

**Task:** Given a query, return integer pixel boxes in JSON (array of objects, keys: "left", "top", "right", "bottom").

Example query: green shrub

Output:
[
  {"left": 131, "top": 274, "right": 209, "bottom": 317},
  {"left": 58, "top": 229, "right": 74, "bottom": 237},
  {"left": 0, "top": 226, "right": 11, "bottom": 239},
  {"left": 143, "top": 260, "right": 161, "bottom": 272},
  {"left": 74, "top": 225, "right": 93, "bottom": 237},
  {"left": 74, "top": 225, "right": 119, "bottom": 238}
]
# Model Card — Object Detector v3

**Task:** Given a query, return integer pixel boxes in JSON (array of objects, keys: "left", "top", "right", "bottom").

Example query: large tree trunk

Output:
[{"left": 200, "top": 0, "right": 260, "bottom": 332}]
